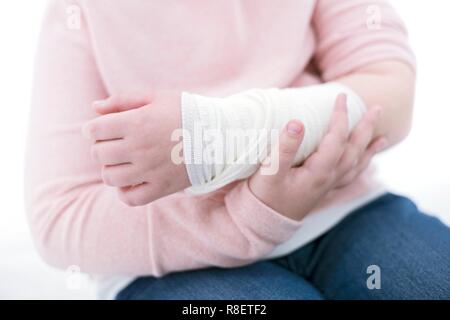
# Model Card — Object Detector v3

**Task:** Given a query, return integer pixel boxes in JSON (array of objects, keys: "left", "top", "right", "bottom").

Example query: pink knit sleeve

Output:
[
  {"left": 313, "top": 0, "right": 416, "bottom": 81},
  {"left": 25, "top": 0, "right": 301, "bottom": 277}
]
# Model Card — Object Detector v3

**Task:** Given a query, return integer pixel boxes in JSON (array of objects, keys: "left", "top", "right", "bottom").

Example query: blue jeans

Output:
[{"left": 117, "top": 194, "right": 450, "bottom": 300}]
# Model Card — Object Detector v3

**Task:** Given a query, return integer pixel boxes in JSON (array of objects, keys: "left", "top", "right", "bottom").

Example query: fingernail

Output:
[{"left": 287, "top": 121, "right": 303, "bottom": 137}]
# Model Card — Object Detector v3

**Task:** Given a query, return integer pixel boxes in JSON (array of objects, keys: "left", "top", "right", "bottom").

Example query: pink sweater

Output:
[{"left": 26, "top": 0, "right": 415, "bottom": 277}]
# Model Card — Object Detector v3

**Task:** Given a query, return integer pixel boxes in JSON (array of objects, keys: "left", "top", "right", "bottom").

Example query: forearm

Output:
[
  {"left": 182, "top": 59, "right": 416, "bottom": 194},
  {"left": 27, "top": 178, "right": 300, "bottom": 276},
  {"left": 311, "top": 0, "right": 416, "bottom": 148},
  {"left": 336, "top": 61, "right": 416, "bottom": 148},
  {"left": 182, "top": 83, "right": 366, "bottom": 194}
]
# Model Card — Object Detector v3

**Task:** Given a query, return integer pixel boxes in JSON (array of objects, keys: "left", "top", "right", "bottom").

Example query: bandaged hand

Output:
[
  {"left": 82, "top": 91, "right": 190, "bottom": 206},
  {"left": 182, "top": 83, "right": 368, "bottom": 195},
  {"left": 82, "top": 83, "right": 377, "bottom": 207},
  {"left": 249, "top": 94, "right": 386, "bottom": 221}
]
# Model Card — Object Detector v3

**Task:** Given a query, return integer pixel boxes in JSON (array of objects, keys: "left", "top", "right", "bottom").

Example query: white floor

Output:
[
  {"left": 0, "top": 235, "right": 96, "bottom": 300},
  {"left": 0, "top": 0, "right": 449, "bottom": 300}
]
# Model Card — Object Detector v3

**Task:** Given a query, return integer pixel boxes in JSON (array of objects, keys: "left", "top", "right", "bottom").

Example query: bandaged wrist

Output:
[{"left": 181, "top": 83, "right": 366, "bottom": 195}]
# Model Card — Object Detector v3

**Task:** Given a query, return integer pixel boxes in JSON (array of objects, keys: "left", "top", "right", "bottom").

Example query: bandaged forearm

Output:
[{"left": 181, "top": 83, "right": 366, "bottom": 195}]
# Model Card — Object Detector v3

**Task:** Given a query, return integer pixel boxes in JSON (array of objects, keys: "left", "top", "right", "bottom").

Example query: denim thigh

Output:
[
  {"left": 276, "top": 193, "right": 450, "bottom": 299},
  {"left": 117, "top": 260, "right": 324, "bottom": 300}
]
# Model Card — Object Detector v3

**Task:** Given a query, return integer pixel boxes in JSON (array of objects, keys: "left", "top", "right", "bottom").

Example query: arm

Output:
[
  {"left": 337, "top": 60, "right": 415, "bottom": 147},
  {"left": 81, "top": 0, "right": 415, "bottom": 203},
  {"left": 84, "top": 1, "right": 416, "bottom": 202},
  {"left": 313, "top": 0, "right": 416, "bottom": 147},
  {"left": 25, "top": 0, "right": 302, "bottom": 276}
]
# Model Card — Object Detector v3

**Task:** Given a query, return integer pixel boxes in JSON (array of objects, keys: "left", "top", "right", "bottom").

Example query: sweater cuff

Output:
[{"left": 225, "top": 180, "right": 302, "bottom": 245}]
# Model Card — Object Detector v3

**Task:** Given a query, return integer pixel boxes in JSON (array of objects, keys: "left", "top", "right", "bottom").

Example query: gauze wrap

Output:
[{"left": 181, "top": 83, "right": 366, "bottom": 195}]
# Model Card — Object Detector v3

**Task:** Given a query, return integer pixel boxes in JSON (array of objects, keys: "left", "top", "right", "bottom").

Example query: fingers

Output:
[
  {"left": 82, "top": 111, "right": 135, "bottom": 141},
  {"left": 352, "top": 105, "right": 382, "bottom": 151},
  {"left": 340, "top": 105, "right": 382, "bottom": 170},
  {"left": 305, "top": 93, "right": 349, "bottom": 172},
  {"left": 102, "top": 163, "right": 145, "bottom": 187},
  {"left": 270, "top": 120, "right": 305, "bottom": 179},
  {"left": 336, "top": 105, "right": 382, "bottom": 180},
  {"left": 356, "top": 137, "right": 388, "bottom": 173},
  {"left": 117, "top": 181, "right": 165, "bottom": 207},
  {"left": 93, "top": 93, "right": 153, "bottom": 115},
  {"left": 91, "top": 139, "right": 131, "bottom": 166},
  {"left": 84, "top": 92, "right": 153, "bottom": 140},
  {"left": 335, "top": 137, "right": 387, "bottom": 188}
]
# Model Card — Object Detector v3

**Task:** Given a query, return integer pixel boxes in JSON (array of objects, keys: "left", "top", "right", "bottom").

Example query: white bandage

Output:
[{"left": 181, "top": 83, "right": 366, "bottom": 195}]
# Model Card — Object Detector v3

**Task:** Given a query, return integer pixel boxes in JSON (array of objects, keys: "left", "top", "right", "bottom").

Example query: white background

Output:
[{"left": 0, "top": 0, "right": 449, "bottom": 299}]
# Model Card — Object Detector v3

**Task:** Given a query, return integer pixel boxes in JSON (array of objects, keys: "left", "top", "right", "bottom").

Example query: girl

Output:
[{"left": 26, "top": 0, "right": 450, "bottom": 299}]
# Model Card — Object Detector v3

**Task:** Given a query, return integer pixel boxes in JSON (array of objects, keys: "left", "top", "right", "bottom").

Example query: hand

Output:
[
  {"left": 249, "top": 94, "right": 386, "bottom": 221},
  {"left": 332, "top": 105, "right": 387, "bottom": 189},
  {"left": 82, "top": 91, "right": 190, "bottom": 206}
]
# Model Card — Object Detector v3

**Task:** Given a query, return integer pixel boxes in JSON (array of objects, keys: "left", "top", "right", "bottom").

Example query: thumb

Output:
[
  {"left": 273, "top": 120, "right": 305, "bottom": 177},
  {"left": 93, "top": 93, "right": 153, "bottom": 115}
]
